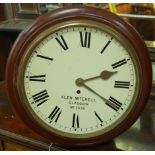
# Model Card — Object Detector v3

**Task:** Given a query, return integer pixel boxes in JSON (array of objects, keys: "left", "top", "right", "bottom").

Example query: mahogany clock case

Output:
[{"left": 6, "top": 6, "right": 152, "bottom": 147}]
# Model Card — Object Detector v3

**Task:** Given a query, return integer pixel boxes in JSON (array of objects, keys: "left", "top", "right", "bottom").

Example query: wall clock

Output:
[{"left": 6, "top": 6, "right": 152, "bottom": 148}]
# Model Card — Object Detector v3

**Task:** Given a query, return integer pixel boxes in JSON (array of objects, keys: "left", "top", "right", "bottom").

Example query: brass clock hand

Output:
[
  {"left": 81, "top": 70, "right": 117, "bottom": 83},
  {"left": 100, "top": 70, "right": 117, "bottom": 80},
  {"left": 76, "top": 78, "right": 111, "bottom": 104}
]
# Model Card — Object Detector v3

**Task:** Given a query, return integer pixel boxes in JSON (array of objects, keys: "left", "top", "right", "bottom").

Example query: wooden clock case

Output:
[{"left": 6, "top": 6, "right": 152, "bottom": 148}]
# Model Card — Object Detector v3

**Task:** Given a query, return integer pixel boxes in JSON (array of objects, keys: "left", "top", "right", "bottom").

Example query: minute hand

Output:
[{"left": 76, "top": 79, "right": 111, "bottom": 105}]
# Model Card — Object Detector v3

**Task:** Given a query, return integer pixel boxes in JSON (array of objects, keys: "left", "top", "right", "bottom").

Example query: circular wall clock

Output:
[{"left": 6, "top": 6, "right": 152, "bottom": 148}]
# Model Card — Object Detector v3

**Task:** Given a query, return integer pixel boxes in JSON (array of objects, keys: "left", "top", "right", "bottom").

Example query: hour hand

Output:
[
  {"left": 100, "top": 70, "right": 117, "bottom": 80},
  {"left": 78, "top": 70, "right": 117, "bottom": 83}
]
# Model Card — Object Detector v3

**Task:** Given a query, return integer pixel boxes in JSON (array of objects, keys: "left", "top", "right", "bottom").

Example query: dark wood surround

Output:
[{"left": 5, "top": 6, "right": 152, "bottom": 148}]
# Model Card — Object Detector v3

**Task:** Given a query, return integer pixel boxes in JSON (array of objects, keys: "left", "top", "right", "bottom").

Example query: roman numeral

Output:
[
  {"left": 100, "top": 37, "right": 113, "bottom": 54},
  {"left": 48, "top": 106, "right": 62, "bottom": 123},
  {"left": 72, "top": 113, "right": 79, "bottom": 129},
  {"left": 55, "top": 35, "right": 69, "bottom": 50},
  {"left": 114, "top": 81, "right": 130, "bottom": 89},
  {"left": 32, "top": 89, "right": 49, "bottom": 106},
  {"left": 80, "top": 31, "right": 91, "bottom": 48},
  {"left": 94, "top": 111, "right": 103, "bottom": 126},
  {"left": 26, "top": 74, "right": 46, "bottom": 82},
  {"left": 35, "top": 52, "right": 54, "bottom": 61},
  {"left": 112, "top": 59, "right": 127, "bottom": 69},
  {"left": 106, "top": 96, "right": 123, "bottom": 111}
]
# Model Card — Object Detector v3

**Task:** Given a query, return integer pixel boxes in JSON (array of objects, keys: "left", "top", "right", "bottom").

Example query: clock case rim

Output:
[
  {"left": 17, "top": 20, "right": 140, "bottom": 139},
  {"left": 6, "top": 6, "right": 152, "bottom": 148}
]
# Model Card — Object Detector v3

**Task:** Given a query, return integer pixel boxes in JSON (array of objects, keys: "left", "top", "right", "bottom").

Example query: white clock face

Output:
[{"left": 22, "top": 23, "right": 138, "bottom": 138}]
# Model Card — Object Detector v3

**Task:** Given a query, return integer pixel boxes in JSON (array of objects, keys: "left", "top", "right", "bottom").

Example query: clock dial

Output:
[{"left": 22, "top": 23, "right": 137, "bottom": 138}]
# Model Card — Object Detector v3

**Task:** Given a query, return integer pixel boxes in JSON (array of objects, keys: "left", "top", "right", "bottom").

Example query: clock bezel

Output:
[{"left": 6, "top": 6, "right": 152, "bottom": 147}]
